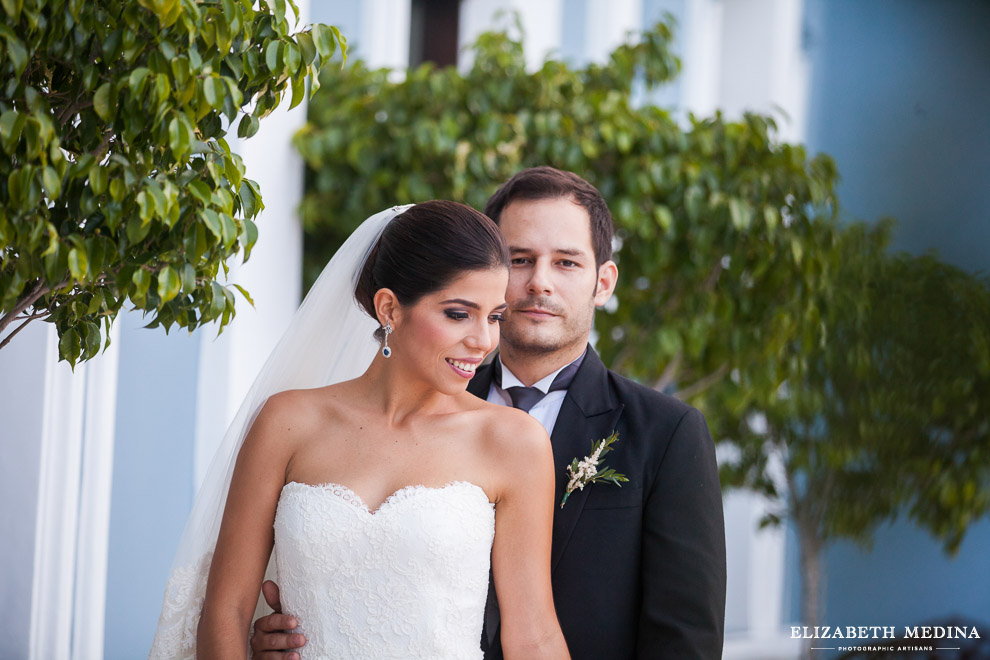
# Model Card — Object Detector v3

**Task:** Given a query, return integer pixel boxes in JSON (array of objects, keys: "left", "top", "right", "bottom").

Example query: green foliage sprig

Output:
[
  {"left": 561, "top": 432, "right": 628, "bottom": 508},
  {"left": 0, "top": 0, "right": 345, "bottom": 365}
]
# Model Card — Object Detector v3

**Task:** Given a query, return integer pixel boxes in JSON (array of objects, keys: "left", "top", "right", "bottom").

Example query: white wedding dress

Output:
[
  {"left": 150, "top": 206, "right": 500, "bottom": 659},
  {"left": 272, "top": 480, "right": 495, "bottom": 659}
]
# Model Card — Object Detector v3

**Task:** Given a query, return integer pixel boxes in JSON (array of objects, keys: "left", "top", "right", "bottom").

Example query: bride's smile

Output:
[{"left": 379, "top": 267, "right": 508, "bottom": 395}]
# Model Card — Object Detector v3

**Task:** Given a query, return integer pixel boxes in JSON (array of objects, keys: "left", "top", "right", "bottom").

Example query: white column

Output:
[
  {"left": 679, "top": 0, "right": 724, "bottom": 119},
  {"left": 195, "top": 0, "right": 313, "bottom": 486},
  {"left": 584, "top": 0, "right": 643, "bottom": 64},
  {"left": 459, "top": 0, "right": 564, "bottom": 71},
  {"left": 29, "top": 326, "right": 87, "bottom": 660},
  {"left": 361, "top": 0, "right": 412, "bottom": 69},
  {"left": 26, "top": 321, "right": 121, "bottom": 660},
  {"left": 722, "top": 441, "right": 802, "bottom": 659},
  {"left": 0, "top": 321, "right": 47, "bottom": 660},
  {"left": 71, "top": 322, "right": 121, "bottom": 660},
  {"left": 715, "top": 0, "right": 808, "bottom": 141}
]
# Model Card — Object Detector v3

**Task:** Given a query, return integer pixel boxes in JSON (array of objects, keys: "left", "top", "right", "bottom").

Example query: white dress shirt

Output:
[{"left": 485, "top": 355, "right": 583, "bottom": 436}]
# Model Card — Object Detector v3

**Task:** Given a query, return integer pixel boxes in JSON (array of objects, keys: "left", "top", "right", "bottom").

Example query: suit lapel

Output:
[
  {"left": 468, "top": 349, "right": 625, "bottom": 573},
  {"left": 549, "top": 348, "right": 624, "bottom": 573},
  {"left": 467, "top": 359, "right": 494, "bottom": 399}
]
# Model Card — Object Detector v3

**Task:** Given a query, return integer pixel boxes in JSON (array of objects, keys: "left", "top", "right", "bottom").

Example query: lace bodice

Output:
[{"left": 273, "top": 480, "right": 496, "bottom": 659}]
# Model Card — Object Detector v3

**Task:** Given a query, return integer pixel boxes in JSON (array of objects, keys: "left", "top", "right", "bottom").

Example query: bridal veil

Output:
[{"left": 149, "top": 205, "right": 412, "bottom": 659}]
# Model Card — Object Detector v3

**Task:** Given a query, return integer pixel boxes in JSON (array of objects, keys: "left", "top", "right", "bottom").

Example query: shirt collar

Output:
[{"left": 496, "top": 349, "right": 587, "bottom": 394}]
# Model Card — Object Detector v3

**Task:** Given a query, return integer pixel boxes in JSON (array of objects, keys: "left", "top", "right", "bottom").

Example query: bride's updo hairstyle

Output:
[{"left": 355, "top": 201, "right": 509, "bottom": 333}]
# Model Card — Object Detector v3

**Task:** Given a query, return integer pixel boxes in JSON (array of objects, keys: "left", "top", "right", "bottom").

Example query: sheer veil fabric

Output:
[{"left": 149, "top": 205, "right": 413, "bottom": 659}]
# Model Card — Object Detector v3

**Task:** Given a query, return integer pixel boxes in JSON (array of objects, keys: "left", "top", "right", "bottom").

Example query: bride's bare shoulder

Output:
[
  {"left": 247, "top": 383, "right": 353, "bottom": 446},
  {"left": 476, "top": 401, "right": 550, "bottom": 456}
]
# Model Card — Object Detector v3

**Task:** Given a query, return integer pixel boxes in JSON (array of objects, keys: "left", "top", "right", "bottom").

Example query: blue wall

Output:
[
  {"left": 103, "top": 310, "right": 200, "bottom": 659},
  {"left": 826, "top": 521, "right": 990, "bottom": 628},
  {"left": 797, "top": 0, "right": 990, "bottom": 641},
  {"left": 805, "top": 0, "right": 990, "bottom": 273}
]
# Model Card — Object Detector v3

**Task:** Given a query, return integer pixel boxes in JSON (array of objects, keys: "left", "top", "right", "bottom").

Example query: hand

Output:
[{"left": 250, "top": 580, "right": 307, "bottom": 660}]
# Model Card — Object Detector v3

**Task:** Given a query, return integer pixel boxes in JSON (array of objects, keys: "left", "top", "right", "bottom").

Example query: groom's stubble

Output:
[{"left": 493, "top": 197, "right": 606, "bottom": 382}]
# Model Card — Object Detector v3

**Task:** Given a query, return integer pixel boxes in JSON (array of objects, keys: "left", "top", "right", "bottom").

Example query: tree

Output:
[
  {"left": 295, "top": 18, "right": 990, "bottom": 653},
  {"left": 0, "top": 0, "right": 345, "bottom": 365},
  {"left": 720, "top": 220, "right": 990, "bottom": 654},
  {"left": 296, "top": 17, "right": 838, "bottom": 457}
]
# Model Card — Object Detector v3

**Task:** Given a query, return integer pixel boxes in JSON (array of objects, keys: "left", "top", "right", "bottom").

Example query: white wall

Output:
[
  {"left": 459, "top": 0, "right": 564, "bottom": 70},
  {"left": 0, "top": 322, "right": 48, "bottom": 660}
]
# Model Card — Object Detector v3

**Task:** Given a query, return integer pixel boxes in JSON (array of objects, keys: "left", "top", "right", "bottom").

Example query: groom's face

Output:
[{"left": 497, "top": 196, "right": 610, "bottom": 358}]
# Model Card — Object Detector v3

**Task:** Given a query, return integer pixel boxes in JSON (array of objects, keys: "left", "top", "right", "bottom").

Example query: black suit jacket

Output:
[{"left": 469, "top": 347, "right": 726, "bottom": 659}]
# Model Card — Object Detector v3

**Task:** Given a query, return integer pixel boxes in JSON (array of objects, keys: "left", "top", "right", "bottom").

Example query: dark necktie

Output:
[{"left": 493, "top": 354, "right": 583, "bottom": 412}]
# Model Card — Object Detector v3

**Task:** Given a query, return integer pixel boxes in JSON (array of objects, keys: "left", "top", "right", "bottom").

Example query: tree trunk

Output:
[{"left": 797, "top": 519, "right": 825, "bottom": 660}]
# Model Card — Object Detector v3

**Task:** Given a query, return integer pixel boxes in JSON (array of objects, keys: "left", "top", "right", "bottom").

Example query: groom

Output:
[{"left": 251, "top": 167, "right": 726, "bottom": 659}]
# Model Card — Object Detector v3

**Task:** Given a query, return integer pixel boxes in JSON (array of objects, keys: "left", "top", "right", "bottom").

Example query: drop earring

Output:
[{"left": 381, "top": 323, "right": 393, "bottom": 358}]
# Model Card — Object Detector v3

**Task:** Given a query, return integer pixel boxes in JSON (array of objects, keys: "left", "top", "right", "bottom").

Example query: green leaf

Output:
[
  {"left": 180, "top": 263, "right": 197, "bottom": 292},
  {"left": 68, "top": 247, "right": 89, "bottom": 281},
  {"left": 312, "top": 24, "right": 337, "bottom": 63},
  {"left": 0, "top": 110, "right": 27, "bottom": 154},
  {"left": 157, "top": 266, "right": 181, "bottom": 303},
  {"left": 169, "top": 115, "right": 191, "bottom": 160},
  {"left": 729, "top": 198, "right": 752, "bottom": 231},
  {"left": 331, "top": 25, "right": 347, "bottom": 64},
  {"left": 284, "top": 41, "right": 301, "bottom": 76},
  {"left": 184, "top": 222, "right": 208, "bottom": 262},
  {"left": 109, "top": 178, "right": 126, "bottom": 202},
  {"left": 1, "top": 0, "right": 23, "bottom": 21},
  {"left": 88, "top": 164, "right": 108, "bottom": 195},
  {"left": 3, "top": 33, "right": 28, "bottom": 77},
  {"left": 296, "top": 31, "right": 316, "bottom": 66},
  {"left": 128, "top": 67, "right": 151, "bottom": 94},
  {"left": 289, "top": 73, "right": 305, "bottom": 110},
  {"left": 232, "top": 282, "right": 254, "bottom": 306},
  {"left": 240, "top": 217, "right": 258, "bottom": 260},
  {"left": 210, "top": 281, "right": 226, "bottom": 318},
  {"left": 188, "top": 180, "right": 212, "bottom": 205},
  {"left": 132, "top": 268, "right": 151, "bottom": 298},
  {"left": 93, "top": 83, "right": 115, "bottom": 121},
  {"left": 87, "top": 289, "right": 106, "bottom": 315},
  {"left": 238, "top": 179, "right": 259, "bottom": 218},
  {"left": 237, "top": 113, "right": 259, "bottom": 138},
  {"left": 265, "top": 40, "right": 282, "bottom": 73},
  {"left": 200, "top": 208, "right": 223, "bottom": 239},
  {"left": 220, "top": 212, "right": 237, "bottom": 249},
  {"left": 59, "top": 328, "right": 81, "bottom": 366},
  {"left": 204, "top": 76, "right": 225, "bottom": 108},
  {"left": 42, "top": 166, "right": 62, "bottom": 200}
]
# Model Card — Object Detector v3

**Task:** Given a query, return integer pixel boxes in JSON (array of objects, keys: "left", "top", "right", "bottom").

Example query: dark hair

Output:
[
  {"left": 483, "top": 166, "right": 614, "bottom": 266},
  {"left": 355, "top": 201, "right": 509, "bottom": 330}
]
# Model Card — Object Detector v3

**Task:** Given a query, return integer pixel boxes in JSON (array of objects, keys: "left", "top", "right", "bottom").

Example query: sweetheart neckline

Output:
[{"left": 282, "top": 480, "right": 493, "bottom": 516}]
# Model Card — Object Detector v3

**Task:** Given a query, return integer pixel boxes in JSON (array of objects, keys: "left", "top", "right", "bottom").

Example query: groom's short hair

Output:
[{"left": 484, "top": 167, "right": 614, "bottom": 267}]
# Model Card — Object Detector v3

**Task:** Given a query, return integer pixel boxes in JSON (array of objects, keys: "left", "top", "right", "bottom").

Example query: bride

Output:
[{"left": 149, "top": 201, "right": 569, "bottom": 659}]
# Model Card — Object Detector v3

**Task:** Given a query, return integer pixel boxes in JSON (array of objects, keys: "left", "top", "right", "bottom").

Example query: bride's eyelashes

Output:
[{"left": 443, "top": 309, "right": 505, "bottom": 323}]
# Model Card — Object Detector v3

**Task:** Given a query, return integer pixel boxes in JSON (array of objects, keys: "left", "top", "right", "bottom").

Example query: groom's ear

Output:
[
  {"left": 593, "top": 260, "right": 618, "bottom": 306},
  {"left": 373, "top": 288, "right": 401, "bottom": 328}
]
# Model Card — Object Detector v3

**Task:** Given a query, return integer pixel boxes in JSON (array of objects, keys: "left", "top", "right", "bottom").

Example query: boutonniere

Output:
[{"left": 560, "top": 431, "right": 628, "bottom": 508}]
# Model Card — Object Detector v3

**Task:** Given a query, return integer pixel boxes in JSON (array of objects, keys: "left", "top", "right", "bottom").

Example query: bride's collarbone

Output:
[{"left": 286, "top": 428, "right": 490, "bottom": 496}]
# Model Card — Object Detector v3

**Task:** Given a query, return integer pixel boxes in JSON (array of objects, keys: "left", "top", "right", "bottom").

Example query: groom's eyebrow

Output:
[{"left": 508, "top": 246, "right": 586, "bottom": 257}]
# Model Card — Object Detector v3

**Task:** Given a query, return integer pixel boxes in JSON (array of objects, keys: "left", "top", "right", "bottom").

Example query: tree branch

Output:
[
  {"left": 0, "top": 279, "right": 51, "bottom": 336},
  {"left": 702, "top": 259, "right": 724, "bottom": 291},
  {"left": 653, "top": 350, "right": 682, "bottom": 392},
  {"left": 0, "top": 313, "right": 47, "bottom": 351},
  {"left": 673, "top": 362, "right": 729, "bottom": 401}
]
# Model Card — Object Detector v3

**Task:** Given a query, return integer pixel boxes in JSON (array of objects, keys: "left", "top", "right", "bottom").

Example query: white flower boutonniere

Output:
[{"left": 560, "top": 432, "right": 628, "bottom": 508}]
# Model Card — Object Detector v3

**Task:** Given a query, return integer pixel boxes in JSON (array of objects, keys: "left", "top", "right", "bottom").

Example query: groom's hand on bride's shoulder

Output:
[{"left": 250, "top": 580, "right": 307, "bottom": 659}]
